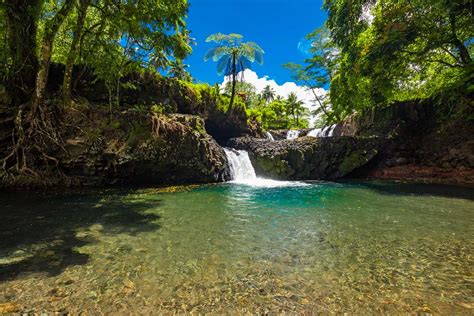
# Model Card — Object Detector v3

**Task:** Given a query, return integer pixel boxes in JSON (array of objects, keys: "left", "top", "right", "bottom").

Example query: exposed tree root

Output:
[
  {"left": 1, "top": 102, "right": 66, "bottom": 186},
  {"left": 152, "top": 114, "right": 187, "bottom": 138}
]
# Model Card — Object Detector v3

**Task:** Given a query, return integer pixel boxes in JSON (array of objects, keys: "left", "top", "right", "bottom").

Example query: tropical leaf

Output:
[
  {"left": 247, "top": 41, "right": 264, "bottom": 53},
  {"left": 254, "top": 50, "right": 264, "bottom": 65},
  {"left": 217, "top": 55, "right": 231, "bottom": 76},
  {"left": 236, "top": 56, "right": 252, "bottom": 73},
  {"left": 228, "top": 33, "right": 243, "bottom": 40},
  {"left": 204, "top": 46, "right": 229, "bottom": 61},
  {"left": 204, "top": 47, "right": 219, "bottom": 61},
  {"left": 206, "top": 33, "right": 226, "bottom": 43}
]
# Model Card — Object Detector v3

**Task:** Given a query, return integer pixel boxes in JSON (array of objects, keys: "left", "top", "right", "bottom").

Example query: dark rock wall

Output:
[
  {"left": 229, "top": 97, "right": 474, "bottom": 183},
  {"left": 58, "top": 110, "right": 231, "bottom": 187},
  {"left": 227, "top": 136, "right": 379, "bottom": 180},
  {"left": 47, "top": 64, "right": 262, "bottom": 144},
  {"left": 340, "top": 99, "right": 474, "bottom": 177},
  {"left": 1, "top": 106, "right": 231, "bottom": 188}
]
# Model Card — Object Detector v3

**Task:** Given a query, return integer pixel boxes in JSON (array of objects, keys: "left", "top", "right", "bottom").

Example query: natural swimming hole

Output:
[{"left": 0, "top": 180, "right": 473, "bottom": 313}]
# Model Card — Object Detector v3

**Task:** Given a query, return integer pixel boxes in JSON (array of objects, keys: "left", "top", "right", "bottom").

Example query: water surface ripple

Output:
[{"left": 0, "top": 180, "right": 473, "bottom": 313}]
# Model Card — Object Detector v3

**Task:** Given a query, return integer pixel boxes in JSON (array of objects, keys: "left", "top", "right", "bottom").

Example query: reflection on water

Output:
[{"left": 0, "top": 181, "right": 473, "bottom": 313}]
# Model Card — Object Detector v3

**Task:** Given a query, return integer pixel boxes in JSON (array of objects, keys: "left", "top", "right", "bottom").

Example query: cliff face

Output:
[
  {"left": 227, "top": 136, "right": 379, "bottom": 180},
  {"left": 1, "top": 105, "right": 231, "bottom": 188},
  {"left": 338, "top": 99, "right": 474, "bottom": 183},
  {"left": 236, "top": 97, "right": 474, "bottom": 183},
  {"left": 0, "top": 66, "right": 263, "bottom": 188},
  {"left": 46, "top": 65, "right": 263, "bottom": 144}
]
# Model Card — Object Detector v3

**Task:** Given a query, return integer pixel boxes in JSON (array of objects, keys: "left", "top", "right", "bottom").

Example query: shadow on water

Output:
[
  {"left": 0, "top": 190, "right": 161, "bottom": 281},
  {"left": 340, "top": 179, "right": 474, "bottom": 201}
]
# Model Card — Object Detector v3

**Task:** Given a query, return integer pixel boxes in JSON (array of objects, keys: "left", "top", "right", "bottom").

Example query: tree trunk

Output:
[
  {"left": 449, "top": 12, "right": 472, "bottom": 66},
  {"left": 63, "top": 0, "right": 90, "bottom": 107},
  {"left": 4, "top": 0, "right": 41, "bottom": 105},
  {"left": 32, "top": 0, "right": 74, "bottom": 113},
  {"left": 228, "top": 53, "right": 237, "bottom": 113}
]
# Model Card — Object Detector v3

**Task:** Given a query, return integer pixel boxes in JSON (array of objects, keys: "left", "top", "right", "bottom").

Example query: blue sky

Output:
[{"left": 185, "top": 0, "right": 327, "bottom": 85}]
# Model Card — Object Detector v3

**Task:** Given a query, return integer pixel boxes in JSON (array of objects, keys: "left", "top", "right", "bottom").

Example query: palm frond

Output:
[
  {"left": 242, "top": 44, "right": 257, "bottom": 61},
  {"left": 254, "top": 50, "right": 264, "bottom": 65},
  {"left": 247, "top": 41, "right": 264, "bottom": 53},
  {"left": 204, "top": 46, "right": 229, "bottom": 61},
  {"left": 204, "top": 33, "right": 264, "bottom": 78},
  {"left": 228, "top": 33, "right": 243, "bottom": 40},
  {"left": 217, "top": 55, "right": 231, "bottom": 76},
  {"left": 206, "top": 33, "right": 226, "bottom": 43},
  {"left": 239, "top": 43, "right": 265, "bottom": 65},
  {"left": 236, "top": 56, "right": 253, "bottom": 73},
  {"left": 204, "top": 47, "right": 219, "bottom": 61}
]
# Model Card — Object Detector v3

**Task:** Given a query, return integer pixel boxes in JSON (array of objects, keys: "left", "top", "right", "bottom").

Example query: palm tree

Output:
[
  {"left": 294, "top": 103, "right": 310, "bottom": 126},
  {"left": 286, "top": 92, "right": 306, "bottom": 125},
  {"left": 261, "top": 85, "right": 276, "bottom": 103},
  {"left": 169, "top": 59, "right": 192, "bottom": 81},
  {"left": 274, "top": 95, "right": 284, "bottom": 102},
  {"left": 204, "top": 33, "right": 264, "bottom": 112}
]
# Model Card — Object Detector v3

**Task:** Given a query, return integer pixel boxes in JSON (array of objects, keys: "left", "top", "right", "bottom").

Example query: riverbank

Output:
[{"left": 1, "top": 73, "right": 472, "bottom": 188}]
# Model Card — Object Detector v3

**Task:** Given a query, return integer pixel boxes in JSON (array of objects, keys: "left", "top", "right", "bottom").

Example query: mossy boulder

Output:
[
  {"left": 46, "top": 64, "right": 263, "bottom": 144},
  {"left": 227, "top": 136, "right": 379, "bottom": 180},
  {"left": 2, "top": 105, "right": 231, "bottom": 188}
]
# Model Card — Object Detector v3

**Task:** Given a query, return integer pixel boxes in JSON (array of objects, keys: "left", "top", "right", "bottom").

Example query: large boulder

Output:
[
  {"left": 59, "top": 109, "right": 231, "bottom": 186},
  {"left": 227, "top": 136, "right": 379, "bottom": 180},
  {"left": 1, "top": 105, "right": 231, "bottom": 188}
]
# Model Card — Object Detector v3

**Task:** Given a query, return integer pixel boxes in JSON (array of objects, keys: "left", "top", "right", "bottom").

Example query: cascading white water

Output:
[
  {"left": 286, "top": 130, "right": 300, "bottom": 140},
  {"left": 326, "top": 124, "right": 336, "bottom": 137},
  {"left": 265, "top": 132, "right": 275, "bottom": 141},
  {"left": 307, "top": 124, "right": 336, "bottom": 137},
  {"left": 223, "top": 148, "right": 309, "bottom": 188},
  {"left": 307, "top": 128, "right": 322, "bottom": 137},
  {"left": 224, "top": 148, "right": 257, "bottom": 181}
]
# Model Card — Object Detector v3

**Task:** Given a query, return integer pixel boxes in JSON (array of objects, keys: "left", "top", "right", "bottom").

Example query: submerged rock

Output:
[{"left": 227, "top": 136, "right": 379, "bottom": 180}]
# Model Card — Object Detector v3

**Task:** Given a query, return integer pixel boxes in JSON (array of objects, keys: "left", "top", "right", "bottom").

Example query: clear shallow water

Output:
[{"left": 0, "top": 181, "right": 473, "bottom": 313}]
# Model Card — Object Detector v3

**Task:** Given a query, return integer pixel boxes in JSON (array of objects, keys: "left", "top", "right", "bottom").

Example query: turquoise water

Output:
[{"left": 0, "top": 181, "right": 473, "bottom": 313}]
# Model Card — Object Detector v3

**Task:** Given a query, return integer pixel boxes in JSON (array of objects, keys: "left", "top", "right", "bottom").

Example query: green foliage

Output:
[
  {"left": 247, "top": 89, "right": 310, "bottom": 130},
  {"left": 289, "top": 0, "right": 473, "bottom": 125},
  {"left": 223, "top": 81, "right": 260, "bottom": 109},
  {"left": 168, "top": 59, "right": 192, "bottom": 82},
  {"left": 126, "top": 124, "right": 151, "bottom": 149},
  {"left": 204, "top": 33, "right": 264, "bottom": 112},
  {"left": 151, "top": 103, "right": 166, "bottom": 114},
  {"left": 1, "top": 0, "right": 192, "bottom": 108},
  {"left": 284, "top": 26, "right": 338, "bottom": 123}
]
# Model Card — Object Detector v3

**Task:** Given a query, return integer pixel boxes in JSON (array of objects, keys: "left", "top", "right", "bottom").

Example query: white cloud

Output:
[{"left": 221, "top": 69, "right": 327, "bottom": 127}]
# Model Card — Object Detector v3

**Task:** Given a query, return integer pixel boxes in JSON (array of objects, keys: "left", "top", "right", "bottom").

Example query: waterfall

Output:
[
  {"left": 223, "top": 148, "right": 309, "bottom": 188},
  {"left": 308, "top": 124, "right": 336, "bottom": 137},
  {"left": 224, "top": 148, "right": 257, "bottom": 181},
  {"left": 286, "top": 130, "right": 300, "bottom": 140},
  {"left": 307, "top": 128, "right": 322, "bottom": 137},
  {"left": 326, "top": 124, "right": 336, "bottom": 137},
  {"left": 265, "top": 132, "right": 275, "bottom": 141}
]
